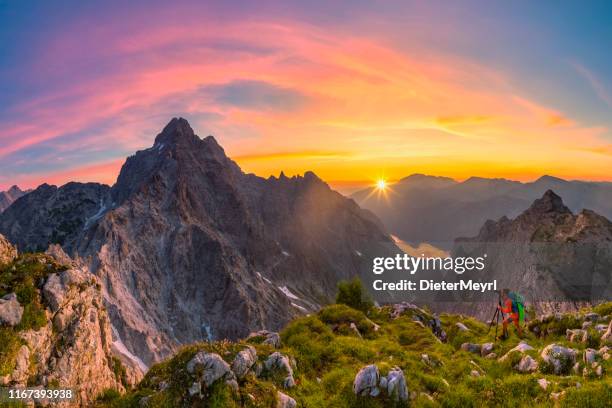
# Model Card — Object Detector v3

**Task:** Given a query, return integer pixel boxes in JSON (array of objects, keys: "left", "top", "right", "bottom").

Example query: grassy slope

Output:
[{"left": 96, "top": 303, "right": 612, "bottom": 408}]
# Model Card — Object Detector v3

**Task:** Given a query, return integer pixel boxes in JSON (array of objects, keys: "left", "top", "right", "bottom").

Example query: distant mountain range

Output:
[
  {"left": 435, "top": 190, "right": 612, "bottom": 319},
  {"left": 352, "top": 173, "right": 612, "bottom": 248},
  {"left": 0, "top": 118, "right": 399, "bottom": 366},
  {"left": 0, "top": 185, "right": 28, "bottom": 213}
]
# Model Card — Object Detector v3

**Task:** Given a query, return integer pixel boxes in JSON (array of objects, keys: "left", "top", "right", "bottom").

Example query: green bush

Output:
[{"left": 336, "top": 278, "right": 374, "bottom": 314}]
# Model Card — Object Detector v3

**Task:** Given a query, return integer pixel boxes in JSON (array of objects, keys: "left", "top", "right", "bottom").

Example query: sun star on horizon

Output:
[{"left": 376, "top": 179, "right": 387, "bottom": 191}]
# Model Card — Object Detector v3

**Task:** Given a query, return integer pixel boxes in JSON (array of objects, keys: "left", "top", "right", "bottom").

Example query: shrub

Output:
[{"left": 336, "top": 278, "right": 374, "bottom": 314}]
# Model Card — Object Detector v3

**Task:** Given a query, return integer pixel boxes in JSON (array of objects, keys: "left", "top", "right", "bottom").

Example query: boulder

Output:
[
  {"left": 0, "top": 234, "right": 17, "bottom": 265},
  {"left": 231, "top": 346, "right": 257, "bottom": 379},
  {"left": 386, "top": 367, "right": 409, "bottom": 402},
  {"left": 460, "top": 343, "right": 481, "bottom": 354},
  {"left": 515, "top": 355, "right": 538, "bottom": 373},
  {"left": 277, "top": 391, "right": 297, "bottom": 408},
  {"left": 541, "top": 344, "right": 577, "bottom": 375},
  {"left": 353, "top": 364, "right": 379, "bottom": 397},
  {"left": 600, "top": 321, "right": 612, "bottom": 344},
  {"left": 455, "top": 322, "right": 470, "bottom": 332},
  {"left": 265, "top": 352, "right": 295, "bottom": 388},
  {"left": 0, "top": 293, "right": 23, "bottom": 326},
  {"left": 186, "top": 352, "right": 236, "bottom": 388},
  {"left": 584, "top": 312, "right": 600, "bottom": 322},
  {"left": 247, "top": 330, "right": 281, "bottom": 348},
  {"left": 566, "top": 329, "right": 588, "bottom": 343},
  {"left": 537, "top": 378, "right": 550, "bottom": 391},
  {"left": 584, "top": 348, "right": 598, "bottom": 365},
  {"left": 481, "top": 343, "right": 494, "bottom": 357},
  {"left": 594, "top": 324, "right": 608, "bottom": 334},
  {"left": 499, "top": 341, "right": 533, "bottom": 362}
]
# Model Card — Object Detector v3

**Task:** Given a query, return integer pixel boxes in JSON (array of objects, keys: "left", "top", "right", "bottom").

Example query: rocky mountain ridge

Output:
[
  {"left": 0, "top": 118, "right": 400, "bottom": 367},
  {"left": 441, "top": 190, "right": 612, "bottom": 319},
  {"left": 352, "top": 173, "right": 612, "bottom": 248}
]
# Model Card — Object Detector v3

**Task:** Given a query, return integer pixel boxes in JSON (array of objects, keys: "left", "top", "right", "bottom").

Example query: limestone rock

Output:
[
  {"left": 515, "top": 355, "right": 538, "bottom": 373},
  {"left": 187, "top": 352, "right": 235, "bottom": 388},
  {"left": 277, "top": 391, "right": 297, "bottom": 408},
  {"left": 499, "top": 341, "right": 534, "bottom": 362},
  {"left": 231, "top": 346, "right": 257, "bottom": 379},
  {"left": 11, "top": 345, "right": 30, "bottom": 383},
  {"left": 0, "top": 293, "right": 23, "bottom": 326},
  {"left": 0, "top": 234, "right": 17, "bottom": 265},
  {"left": 461, "top": 343, "right": 481, "bottom": 354},
  {"left": 353, "top": 364, "right": 379, "bottom": 397},
  {"left": 264, "top": 352, "right": 295, "bottom": 388},
  {"left": 248, "top": 330, "right": 281, "bottom": 348},
  {"left": 566, "top": 329, "right": 588, "bottom": 343},
  {"left": 537, "top": 378, "right": 550, "bottom": 390},
  {"left": 480, "top": 343, "right": 494, "bottom": 357},
  {"left": 455, "top": 322, "right": 470, "bottom": 331},
  {"left": 387, "top": 367, "right": 409, "bottom": 401},
  {"left": 541, "top": 344, "right": 577, "bottom": 375}
]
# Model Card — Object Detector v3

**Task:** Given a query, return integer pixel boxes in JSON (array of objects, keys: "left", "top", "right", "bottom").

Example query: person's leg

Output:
[
  {"left": 513, "top": 316, "right": 522, "bottom": 337},
  {"left": 501, "top": 317, "right": 509, "bottom": 338}
]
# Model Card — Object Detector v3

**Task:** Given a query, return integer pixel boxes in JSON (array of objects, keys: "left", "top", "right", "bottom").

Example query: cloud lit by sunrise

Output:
[{"left": 0, "top": 1, "right": 611, "bottom": 191}]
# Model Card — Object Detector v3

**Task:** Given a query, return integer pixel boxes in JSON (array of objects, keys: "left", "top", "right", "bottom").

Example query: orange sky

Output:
[{"left": 1, "top": 9, "right": 611, "bottom": 192}]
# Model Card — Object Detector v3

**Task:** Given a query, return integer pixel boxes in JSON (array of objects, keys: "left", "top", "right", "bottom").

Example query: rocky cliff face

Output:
[
  {"left": 0, "top": 185, "right": 28, "bottom": 213},
  {"left": 443, "top": 190, "right": 612, "bottom": 319},
  {"left": 0, "top": 118, "right": 399, "bottom": 366},
  {"left": 0, "top": 241, "right": 138, "bottom": 406},
  {"left": 0, "top": 182, "right": 111, "bottom": 251}
]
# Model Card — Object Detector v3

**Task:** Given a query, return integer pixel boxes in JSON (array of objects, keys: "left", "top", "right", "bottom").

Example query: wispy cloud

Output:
[{"left": 571, "top": 62, "right": 612, "bottom": 109}]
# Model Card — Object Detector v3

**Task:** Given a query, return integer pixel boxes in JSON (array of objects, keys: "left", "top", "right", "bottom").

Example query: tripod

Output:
[{"left": 487, "top": 293, "right": 505, "bottom": 341}]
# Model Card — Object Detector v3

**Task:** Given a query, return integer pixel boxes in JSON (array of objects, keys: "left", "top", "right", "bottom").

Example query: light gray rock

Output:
[
  {"left": 566, "top": 329, "right": 588, "bottom": 343},
  {"left": 276, "top": 391, "right": 297, "bottom": 408},
  {"left": 460, "top": 343, "right": 481, "bottom": 354},
  {"left": 480, "top": 342, "right": 494, "bottom": 357},
  {"left": 379, "top": 376, "right": 388, "bottom": 389},
  {"left": 186, "top": 352, "right": 235, "bottom": 387},
  {"left": 601, "top": 321, "right": 612, "bottom": 344},
  {"left": 265, "top": 352, "right": 295, "bottom": 388},
  {"left": 387, "top": 367, "right": 409, "bottom": 401},
  {"left": 0, "top": 293, "right": 23, "bottom": 326},
  {"left": 231, "top": 346, "right": 257, "bottom": 379},
  {"left": 499, "top": 341, "right": 534, "bottom": 362},
  {"left": 541, "top": 344, "right": 577, "bottom": 375},
  {"left": 188, "top": 381, "right": 201, "bottom": 397},
  {"left": 456, "top": 322, "right": 470, "bottom": 331},
  {"left": 248, "top": 330, "right": 281, "bottom": 348},
  {"left": 584, "top": 312, "right": 600, "bottom": 322},
  {"left": 353, "top": 364, "right": 379, "bottom": 397},
  {"left": 537, "top": 378, "right": 550, "bottom": 390},
  {"left": 584, "top": 348, "right": 598, "bottom": 365},
  {"left": 515, "top": 355, "right": 538, "bottom": 373}
]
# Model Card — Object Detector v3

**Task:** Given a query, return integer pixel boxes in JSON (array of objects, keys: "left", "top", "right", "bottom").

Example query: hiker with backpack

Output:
[{"left": 497, "top": 288, "right": 525, "bottom": 339}]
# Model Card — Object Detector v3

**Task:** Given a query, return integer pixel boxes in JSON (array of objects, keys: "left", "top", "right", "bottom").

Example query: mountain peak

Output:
[
  {"left": 154, "top": 117, "right": 199, "bottom": 146},
  {"left": 534, "top": 175, "right": 567, "bottom": 184},
  {"left": 526, "top": 189, "right": 571, "bottom": 216}
]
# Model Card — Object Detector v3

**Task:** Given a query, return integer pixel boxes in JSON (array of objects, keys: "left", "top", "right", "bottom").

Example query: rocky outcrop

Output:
[
  {"left": 277, "top": 391, "right": 297, "bottom": 408},
  {"left": 0, "top": 233, "right": 17, "bottom": 265},
  {"left": 0, "top": 252, "right": 140, "bottom": 406},
  {"left": 0, "top": 293, "right": 23, "bottom": 326},
  {"left": 0, "top": 118, "right": 400, "bottom": 366},
  {"left": 0, "top": 182, "right": 111, "bottom": 251},
  {"left": 541, "top": 344, "right": 577, "bottom": 375},
  {"left": 186, "top": 351, "right": 238, "bottom": 394},
  {"left": 0, "top": 185, "right": 28, "bottom": 213},
  {"left": 231, "top": 346, "right": 257, "bottom": 379},
  {"left": 247, "top": 330, "right": 281, "bottom": 348},
  {"left": 264, "top": 352, "right": 295, "bottom": 388},
  {"left": 353, "top": 364, "right": 408, "bottom": 402},
  {"left": 443, "top": 190, "right": 612, "bottom": 320}
]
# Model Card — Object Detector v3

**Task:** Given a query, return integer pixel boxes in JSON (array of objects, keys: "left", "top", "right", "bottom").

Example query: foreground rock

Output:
[
  {"left": 0, "top": 233, "right": 17, "bottom": 265},
  {"left": 0, "top": 293, "right": 23, "bottom": 326},
  {"left": 187, "top": 351, "right": 238, "bottom": 394},
  {"left": 541, "top": 344, "right": 577, "bottom": 375},
  {"left": 0, "top": 252, "right": 141, "bottom": 406},
  {"left": 353, "top": 364, "right": 409, "bottom": 402},
  {"left": 265, "top": 352, "right": 296, "bottom": 388}
]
